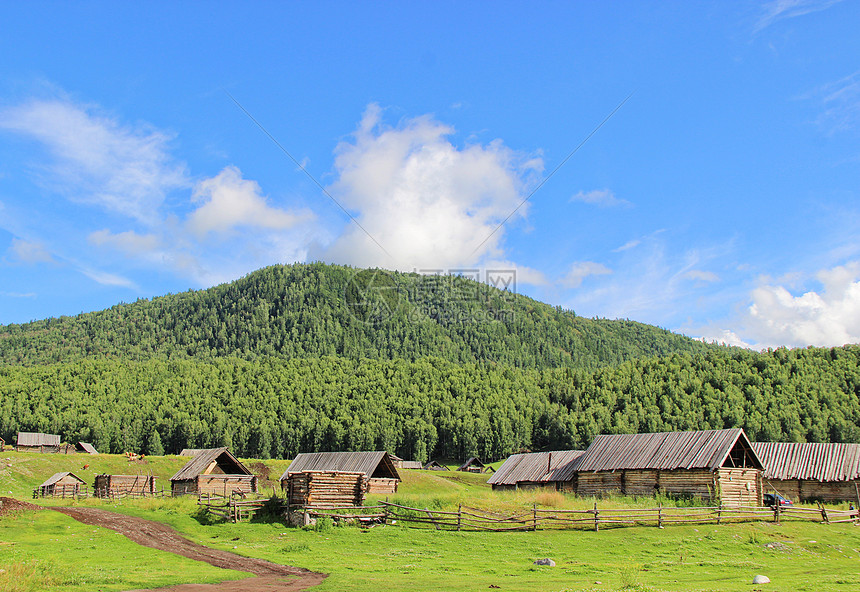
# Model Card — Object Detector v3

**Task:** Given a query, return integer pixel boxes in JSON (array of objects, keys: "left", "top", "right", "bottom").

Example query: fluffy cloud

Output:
[
  {"left": 561, "top": 261, "right": 612, "bottom": 289},
  {"left": 0, "top": 99, "right": 187, "bottom": 223},
  {"left": 570, "top": 189, "right": 630, "bottom": 208},
  {"left": 744, "top": 262, "right": 860, "bottom": 347},
  {"left": 188, "top": 166, "right": 313, "bottom": 238},
  {"left": 320, "top": 104, "right": 541, "bottom": 270},
  {"left": 8, "top": 238, "right": 54, "bottom": 263},
  {"left": 88, "top": 229, "right": 161, "bottom": 255}
]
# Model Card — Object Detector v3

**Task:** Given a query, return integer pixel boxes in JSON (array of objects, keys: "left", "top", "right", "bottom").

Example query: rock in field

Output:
[
  {"left": 533, "top": 558, "right": 556, "bottom": 567},
  {"left": 753, "top": 574, "right": 771, "bottom": 584}
]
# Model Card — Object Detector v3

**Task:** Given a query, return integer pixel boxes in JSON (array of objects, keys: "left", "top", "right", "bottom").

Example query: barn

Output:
[
  {"left": 572, "top": 428, "right": 763, "bottom": 507},
  {"left": 16, "top": 432, "right": 61, "bottom": 453},
  {"left": 488, "top": 450, "right": 585, "bottom": 491},
  {"left": 169, "top": 447, "right": 257, "bottom": 497},
  {"left": 282, "top": 451, "right": 401, "bottom": 494},
  {"left": 753, "top": 442, "right": 860, "bottom": 503},
  {"left": 94, "top": 474, "right": 157, "bottom": 498},
  {"left": 34, "top": 472, "right": 86, "bottom": 498}
]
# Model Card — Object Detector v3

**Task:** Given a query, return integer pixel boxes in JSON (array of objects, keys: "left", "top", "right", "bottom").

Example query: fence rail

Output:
[{"left": 197, "top": 492, "right": 270, "bottom": 523}]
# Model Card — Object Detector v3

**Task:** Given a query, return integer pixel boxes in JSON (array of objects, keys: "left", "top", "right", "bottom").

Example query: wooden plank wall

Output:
[
  {"left": 367, "top": 477, "right": 398, "bottom": 494},
  {"left": 197, "top": 475, "right": 257, "bottom": 496},
  {"left": 764, "top": 478, "right": 860, "bottom": 503},
  {"left": 716, "top": 468, "right": 760, "bottom": 507}
]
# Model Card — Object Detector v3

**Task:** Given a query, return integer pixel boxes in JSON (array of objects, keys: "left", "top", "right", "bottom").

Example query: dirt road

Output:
[{"left": 37, "top": 503, "right": 325, "bottom": 592}]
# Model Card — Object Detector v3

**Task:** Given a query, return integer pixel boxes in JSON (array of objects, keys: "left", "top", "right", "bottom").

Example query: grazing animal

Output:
[{"left": 82, "top": 463, "right": 89, "bottom": 470}]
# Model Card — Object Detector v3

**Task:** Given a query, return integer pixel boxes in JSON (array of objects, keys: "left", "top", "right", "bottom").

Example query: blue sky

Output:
[{"left": 1, "top": 1, "right": 858, "bottom": 349}]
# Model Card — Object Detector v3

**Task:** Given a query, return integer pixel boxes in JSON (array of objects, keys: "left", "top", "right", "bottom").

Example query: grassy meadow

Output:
[{"left": 2, "top": 450, "right": 860, "bottom": 591}]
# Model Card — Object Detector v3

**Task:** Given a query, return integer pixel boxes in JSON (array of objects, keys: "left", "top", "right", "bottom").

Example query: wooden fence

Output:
[
  {"left": 334, "top": 501, "right": 859, "bottom": 532},
  {"left": 197, "top": 492, "right": 269, "bottom": 523}
]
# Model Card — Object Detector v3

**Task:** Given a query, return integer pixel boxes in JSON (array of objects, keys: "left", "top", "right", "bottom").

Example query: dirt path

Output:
[{"left": 48, "top": 505, "right": 327, "bottom": 592}]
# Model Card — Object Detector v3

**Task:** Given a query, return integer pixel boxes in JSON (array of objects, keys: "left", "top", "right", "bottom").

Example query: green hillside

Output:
[{"left": 0, "top": 262, "right": 714, "bottom": 368}]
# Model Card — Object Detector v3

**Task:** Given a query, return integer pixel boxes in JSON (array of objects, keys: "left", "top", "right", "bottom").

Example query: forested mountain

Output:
[
  {"left": 3, "top": 346, "right": 858, "bottom": 461},
  {"left": 0, "top": 262, "right": 714, "bottom": 368}
]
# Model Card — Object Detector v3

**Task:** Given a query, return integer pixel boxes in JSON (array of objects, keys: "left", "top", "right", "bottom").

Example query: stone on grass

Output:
[
  {"left": 753, "top": 575, "right": 771, "bottom": 584},
  {"left": 533, "top": 558, "right": 556, "bottom": 567}
]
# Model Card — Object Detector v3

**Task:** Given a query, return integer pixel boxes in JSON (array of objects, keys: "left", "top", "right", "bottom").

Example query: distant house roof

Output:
[
  {"left": 76, "top": 442, "right": 98, "bottom": 454},
  {"left": 424, "top": 460, "right": 449, "bottom": 470},
  {"left": 488, "top": 450, "right": 585, "bottom": 486},
  {"left": 39, "top": 472, "right": 85, "bottom": 488},
  {"left": 170, "top": 448, "right": 252, "bottom": 481},
  {"left": 753, "top": 442, "right": 860, "bottom": 482},
  {"left": 280, "top": 451, "right": 400, "bottom": 482},
  {"left": 17, "top": 432, "right": 61, "bottom": 447},
  {"left": 457, "top": 457, "right": 493, "bottom": 472},
  {"left": 179, "top": 449, "right": 205, "bottom": 457},
  {"left": 574, "top": 429, "right": 763, "bottom": 472},
  {"left": 400, "top": 461, "right": 424, "bottom": 470}
]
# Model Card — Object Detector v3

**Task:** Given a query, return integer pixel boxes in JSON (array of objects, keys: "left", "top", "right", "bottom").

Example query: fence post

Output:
[
  {"left": 717, "top": 504, "right": 722, "bottom": 525},
  {"left": 458, "top": 504, "right": 462, "bottom": 531},
  {"left": 593, "top": 502, "right": 599, "bottom": 532},
  {"left": 533, "top": 503, "right": 537, "bottom": 531},
  {"left": 774, "top": 502, "right": 780, "bottom": 525},
  {"left": 658, "top": 504, "right": 663, "bottom": 528}
]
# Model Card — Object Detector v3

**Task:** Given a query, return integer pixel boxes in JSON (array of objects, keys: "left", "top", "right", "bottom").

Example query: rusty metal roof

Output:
[
  {"left": 280, "top": 451, "right": 400, "bottom": 482},
  {"left": 488, "top": 450, "right": 585, "bottom": 486},
  {"left": 574, "top": 429, "right": 763, "bottom": 472},
  {"left": 17, "top": 432, "right": 61, "bottom": 447},
  {"left": 170, "top": 447, "right": 252, "bottom": 481},
  {"left": 753, "top": 442, "right": 860, "bottom": 482}
]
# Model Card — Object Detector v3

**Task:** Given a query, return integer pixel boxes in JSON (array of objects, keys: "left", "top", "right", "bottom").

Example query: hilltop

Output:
[{"left": 0, "top": 262, "right": 715, "bottom": 368}]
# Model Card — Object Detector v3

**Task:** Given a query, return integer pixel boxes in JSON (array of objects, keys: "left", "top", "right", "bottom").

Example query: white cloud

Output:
[
  {"left": 319, "top": 103, "right": 541, "bottom": 270},
  {"left": 613, "top": 239, "right": 641, "bottom": 253},
  {"left": 742, "top": 262, "right": 860, "bottom": 347},
  {"left": 561, "top": 261, "right": 612, "bottom": 289},
  {"left": 755, "top": 0, "right": 844, "bottom": 32},
  {"left": 9, "top": 238, "right": 54, "bottom": 263},
  {"left": 188, "top": 166, "right": 313, "bottom": 238},
  {"left": 809, "top": 70, "right": 860, "bottom": 133},
  {"left": 682, "top": 270, "right": 720, "bottom": 283},
  {"left": 0, "top": 98, "right": 188, "bottom": 223},
  {"left": 79, "top": 267, "right": 137, "bottom": 289},
  {"left": 570, "top": 189, "right": 630, "bottom": 208},
  {"left": 88, "top": 229, "right": 161, "bottom": 255}
]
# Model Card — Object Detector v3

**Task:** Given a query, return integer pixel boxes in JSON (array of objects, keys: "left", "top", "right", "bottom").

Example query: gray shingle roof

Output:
[
  {"left": 488, "top": 450, "right": 585, "bottom": 486},
  {"left": 280, "top": 451, "right": 400, "bottom": 481},
  {"left": 169, "top": 448, "right": 252, "bottom": 481},
  {"left": 39, "top": 472, "right": 85, "bottom": 488},
  {"left": 574, "top": 429, "right": 763, "bottom": 472},
  {"left": 753, "top": 442, "right": 860, "bottom": 482},
  {"left": 17, "top": 432, "right": 61, "bottom": 447}
]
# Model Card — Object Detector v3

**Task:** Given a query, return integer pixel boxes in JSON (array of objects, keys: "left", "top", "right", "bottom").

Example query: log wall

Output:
[
  {"left": 367, "top": 477, "right": 398, "bottom": 494},
  {"left": 764, "top": 478, "right": 860, "bottom": 503},
  {"left": 286, "top": 471, "right": 367, "bottom": 507},
  {"left": 716, "top": 468, "right": 760, "bottom": 507},
  {"left": 198, "top": 475, "right": 257, "bottom": 496},
  {"left": 94, "top": 474, "right": 156, "bottom": 498}
]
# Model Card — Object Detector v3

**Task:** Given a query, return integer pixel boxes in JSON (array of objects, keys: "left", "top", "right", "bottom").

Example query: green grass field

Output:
[{"left": 3, "top": 450, "right": 860, "bottom": 591}]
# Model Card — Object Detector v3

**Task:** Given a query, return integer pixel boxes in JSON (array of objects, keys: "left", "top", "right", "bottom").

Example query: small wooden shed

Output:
[
  {"left": 16, "top": 432, "right": 61, "bottom": 453},
  {"left": 572, "top": 428, "right": 763, "bottom": 507},
  {"left": 753, "top": 442, "right": 860, "bottom": 503},
  {"left": 169, "top": 447, "right": 257, "bottom": 497},
  {"left": 282, "top": 451, "right": 401, "bottom": 494},
  {"left": 424, "top": 460, "right": 449, "bottom": 470},
  {"left": 94, "top": 474, "right": 157, "bottom": 498},
  {"left": 179, "top": 448, "right": 205, "bottom": 457},
  {"left": 488, "top": 450, "right": 585, "bottom": 491},
  {"left": 34, "top": 472, "right": 86, "bottom": 498},
  {"left": 457, "top": 457, "right": 494, "bottom": 473},
  {"left": 76, "top": 442, "right": 98, "bottom": 454},
  {"left": 285, "top": 471, "right": 367, "bottom": 508}
]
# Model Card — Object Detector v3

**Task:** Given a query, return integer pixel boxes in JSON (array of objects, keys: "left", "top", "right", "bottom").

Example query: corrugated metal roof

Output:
[
  {"left": 488, "top": 450, "right": 585, "bottom": 485},
  {"left": 17, "top": 432, "right": 61, "bottom": 447},
  {"left": 280, "top": 451, "right": 400, "bottom": 481},
  {"left": 170, "top": 448, "right": 252, "bottom": 481},
  {"left": 575, "top": 429, "right": 762, "bottom": 472},
  {"left": 39, "top": 472, "right": 85, "bottom": 487},
  {"left": 753, "top": 442, "right": 860, "bottom": 482}
]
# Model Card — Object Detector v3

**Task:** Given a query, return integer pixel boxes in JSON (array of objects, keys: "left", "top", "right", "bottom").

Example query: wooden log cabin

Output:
[
  {"left": 571, "top": 428, "right": 763, "bottom": 507},
  {"left": 169, "top": 447, "right": 257, "bottom": 497},
  {"left": 488, "top": 450, "right": 585, "bottom": 491},
  {"left": 282, "top": 451, "right": 401, "bottom": 494},
  {"left": 94, "top": 474, "right": 157, "bottom": 498},
  {"left": 16, "top": 432, "right": 62, "bottom": 453},
  {"left": 34, "top": 472, "right": 86, "bottom": 498},
  {"left": 753, "top": 442, "right": 860, "bottom": 503},
  {"left": 284, "top": 471, "right": 367, "bottom": 508},
  {"left": 457, "top": 457, "right": 494, "bottom": 474}
]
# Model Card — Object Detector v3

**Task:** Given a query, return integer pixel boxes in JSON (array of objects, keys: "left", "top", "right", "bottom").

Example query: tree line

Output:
[{"left": 2, "top": 345, "right": 858, "bottom": 462}]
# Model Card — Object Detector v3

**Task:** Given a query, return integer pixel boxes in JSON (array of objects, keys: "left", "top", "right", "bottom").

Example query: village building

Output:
[
  {"left": 281, "top": 451, "right": 401, "bottom": 494},
  {"left": 283, "top": 471, "right": 368, "bottom": 508},
  {"left": 169, "top": 447, "right": 257, "bottom": 497},
  {"left": 488, "top": 450, "right": 585, "bottom": 491},
  {"left": 387, "top": 453, "right": 423, "bottom": 470},
  {"left": 753, "top": 442, "right": 860, "bottom": 503},
  {"left": 571, "top": 428, "right": 763, "bottom": 507},
  {"left": 34, "top": 472, "right": 86, "bottom": 498},
  {"left": 423, "top": 460, "right": 449, "bottom": 471},
  {"left": 179, "top": 448, "right": 205, "bottom": 457},
  {"left": 76, "top": 442, "right": 98, "bottom": 454},
  {"left": 16, "top": 432, "right": 61, "bottom": 453},
  {"left": 94, "top": 474, "right": 157, "bottom": 498},
  {"left": 457, "top": 457, "right": 494, "bottom": 473}
]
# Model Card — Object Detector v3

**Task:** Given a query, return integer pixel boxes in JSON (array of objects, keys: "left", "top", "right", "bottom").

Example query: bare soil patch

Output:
[
  {"left": 48, "top": 505, "right": 326, "bottom": 591},
  {"left": 0, "top": 496, "right": 44, "bottom": 516}
]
